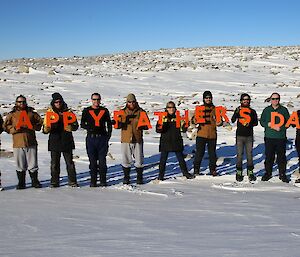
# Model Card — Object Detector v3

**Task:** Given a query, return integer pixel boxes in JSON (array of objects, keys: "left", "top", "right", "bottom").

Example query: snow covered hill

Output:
[{"left": 0, "top": 46, "right": 300, "bottom": 257}]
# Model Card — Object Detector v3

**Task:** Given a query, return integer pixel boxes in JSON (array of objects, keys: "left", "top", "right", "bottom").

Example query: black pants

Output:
[
  {"left": 86, "top": 135, "right": 109, "bottom": 182},
  {"left": 194, "top": 137, "right": 217, "bottom": 170},
  {"left": 264, "top": 137, "right": 287, "bottom": 175},
  {"left": 159, "top": 151, "right": 188, "bottom": 175},
  {"left": 51, "top": 151, "right": 77, "bottom": 185},
  {"left": 236, "top": 136, "right": 254, "bottom": 170}
]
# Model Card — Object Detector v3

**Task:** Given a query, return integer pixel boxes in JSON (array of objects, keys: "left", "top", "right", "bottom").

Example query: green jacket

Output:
[{"left": 260, "top": 105, "right": 290, "bottom": 139}]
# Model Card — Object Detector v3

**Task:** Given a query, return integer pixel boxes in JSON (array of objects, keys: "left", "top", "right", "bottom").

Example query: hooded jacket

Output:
[
  {"left": 117, "top": 104, "right": 149, "bottom": 143},
  {"left": 156, "top": 113, "right": 185, "bottom": 152},
  {"left": 4, "top": 106, "right": 43, "bottom": 148},
  {"left": 43, "top": 103, "right": 78, "bottom": 152}
]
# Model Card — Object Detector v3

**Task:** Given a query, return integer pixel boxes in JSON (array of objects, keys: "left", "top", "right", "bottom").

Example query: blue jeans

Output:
[{"left": 86, "top": 135, "right": 109, "bottom": 180}]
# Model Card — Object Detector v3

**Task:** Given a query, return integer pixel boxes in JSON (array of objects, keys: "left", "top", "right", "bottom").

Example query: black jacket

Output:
[
  {"left": 231, "top": 106, "right": 258, "bottom": 137},
  {"left": 43, "top": 104, "right": 78, "bottom": 152},
  {"left": 156, "top": 113, "right": 185, "bottom": 152},
  {"left": 80, "top": 106, "right": 112, "bottom": 138}
]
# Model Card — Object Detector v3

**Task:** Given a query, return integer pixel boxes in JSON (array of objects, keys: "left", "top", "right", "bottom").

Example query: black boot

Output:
[
  {"left": 182, "top": 169, "right": 194, "bottom": 179},
  {"left": 29, "top": 171, "right": 42, "bottom": 188},
  {"left": 261, "top": 172, "right": 272, "bottom": 181},
  {"left": 210, "top": 168, "right": 218, "bottom": 177},
  {"left": 99, "top": 171, "right": 107, "bottom": 187},
  {"left": 90, "top": 171, "right": 98, "bottom": 187},
  {"left": 236, "top": 169, "right": 244, "bottom": 182},
  {"left": 278, "top": 164, "right": 289, "bottom": 183},
  {"left": 123, "top": 166, "right": 131, "bottom": 185},
  {"left": 16, "top": 171, "right": 26, "bottom": 190},
  {"left": 247, "top": 169, "right": 257, "bottom": 182},
  {"left": 158, "top": 164, "right": 165, "bottom": 180},
  {"left": 279, "top": 171, "right": 289, "bottom": 183},
  {"left": 136, "top": 167, "right": 144, "bottom": 185},
  {"left": 193, "top": 166, "right": 200, "bottom": 176}
]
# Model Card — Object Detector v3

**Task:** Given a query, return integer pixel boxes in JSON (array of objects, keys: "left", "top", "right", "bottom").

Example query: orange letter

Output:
[
  {"left": 16, "top": 110, "right": 33, "bottom": 130},
  {"left": 239, "top": 108, "right": 251, "bottom": 126},
  {"left": 45, "top": 111, "right": 59, "bottom": 127},
  {"left": 154, "top": 111, "right": 167, "bottom": 126},
  {"left": 194, "top": 106, "right": 205, "bottom": 124},
  {"left": 286, "top": 111, "right": 300, "bottom": 128},
  {"left": 137, "top": 112, "right": 152, "bottom": 129},
  {"left": 215, "top": 106, "right": 229, "bottom": 123},
  {"left": 176, "top": 110, "right": 189, "bottom": 128},
  {"left": 270, "top": 112, "right": 284, "bottom": 129},
  {"left": 63, "top": 112, "right": 77, "bottom": 129},
  {"left": 113, "top": 110, "right": 125, "bottom": 129},
  {"left": 89, "top": 110, "right": 105, "bottom": 127}
]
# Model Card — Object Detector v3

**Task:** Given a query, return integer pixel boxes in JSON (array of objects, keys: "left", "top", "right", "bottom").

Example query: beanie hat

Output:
[
  {"left": 126, "top": 93, "right": 137, "bottom": 102},
  {"left": 52, "top": 92, "right": 64, "bottom": 102},
  {"left": 240, "top": 93, "right": 251, "bottom": 102},
  {"left": 203, "top": 91, "right": 212, "bottom": 99}
]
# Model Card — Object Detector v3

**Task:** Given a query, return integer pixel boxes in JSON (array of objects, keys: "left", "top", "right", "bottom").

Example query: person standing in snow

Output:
[
  {"left": 231, "top": 93, "right": 258, "bottom": 182},
  {"left": 81, "top": 93, "right": 112, "bottom": 187},
  {"left": 43, "top": 93, "right": 79, "bottom": 187},
  {"left": 192, "top": 91, "right": 221, "bottom": 176},
  {"left": 156, "top": 101, "right": 194, "bottom": 180},
  {"left": 115, "top": 93, "right": 149, "bottom": 185},
  {"left": 260, "top": 92, "right": 290, "bottom": 183},
  {"left": 295, "top": 110, "right": 300, "bottom": 183},
  {"left": 3, "top": 95, "right": 43, "bottom": 189}
]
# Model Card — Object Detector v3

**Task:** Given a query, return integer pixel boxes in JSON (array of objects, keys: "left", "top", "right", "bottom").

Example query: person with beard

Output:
[
  {"left": 295, "top": 110, "right": 300, "bottom": 183},
  {"left": 116, "top": 93, "right": 149, "bottom": 185},
  {"left": 43, "top": 93, "right": 79, "bottom": 187},
  {"left": 231, "top": 93, "right": 258, "bottom": 182},
  {"left": 156, "top": 101, "right": 194, "bottom": 180},
  {"left": 193, "top": 91, "right": 222, "bottom": 176},
  {"left": 3, "top": 95, "right": 43, "bottom": 189},
  {"left": 80, "top": 93, "right": 112, "bottom": 187},
  {"left": 260, "top": 92, "right": 290, "bottom": 183}
]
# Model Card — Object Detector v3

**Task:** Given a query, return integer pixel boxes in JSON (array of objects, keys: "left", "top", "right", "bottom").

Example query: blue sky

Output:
[{"left": 0, "top": 0, "right": 299, "bottom": 60}]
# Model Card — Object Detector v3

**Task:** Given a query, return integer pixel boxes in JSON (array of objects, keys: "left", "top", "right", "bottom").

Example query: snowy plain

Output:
[{"left": 0, "top": 46, "right": 300, "bottom": 257}]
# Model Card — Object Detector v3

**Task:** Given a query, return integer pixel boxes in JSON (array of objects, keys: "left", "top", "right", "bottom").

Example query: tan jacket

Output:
[
  {"left": 194, "top": 105, "right": 217, "bottom": 139},
  {"left": 3, "top": 107, "right": 43, "bottom": 148},
  {"left": 119, "top": 106, "right": 149, "bottom": 143}
]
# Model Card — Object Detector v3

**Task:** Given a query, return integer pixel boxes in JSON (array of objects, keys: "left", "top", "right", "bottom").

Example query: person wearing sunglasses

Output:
[
  {"left": 3, "top": 95, "right": 43, "bottom": 189},
  {"left": 231, "top": 93, "right": 258, "bottom": 182},
  {"left": 260, "top": 92, "right": 290, "bottom": 183},
  {"left": 193, "top": 91, "right": 221, "bottom": 176},
  {"left": 80, "top": 93, "right": 112, "bottom": 187},
  {"left": 116, "top": 93, "right": 149, "bottom": 185},
  {"left": 43, "top": 93, "right": 79, "bottom": 188},
  {"left": 156, "top": 101, "right": 194, "bottom": 180}
]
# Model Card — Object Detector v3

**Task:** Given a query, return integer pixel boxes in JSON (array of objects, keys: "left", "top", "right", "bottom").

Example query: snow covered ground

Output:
[{"left": 0, "top": 46, "right": 300, "bottom": 256}]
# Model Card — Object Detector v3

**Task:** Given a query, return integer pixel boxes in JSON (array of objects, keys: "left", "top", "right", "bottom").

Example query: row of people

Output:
[{"left": 0, "top": 91, "right": 299, "bottom": 190}]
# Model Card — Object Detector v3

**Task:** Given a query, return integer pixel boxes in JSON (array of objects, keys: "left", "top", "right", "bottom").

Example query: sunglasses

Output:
[
  {"left": 16, "top": 100, "right": 26, "bottom": 103},
  {"left": 167, "top": 106, "right": 175, "bottom": 109},
  {"left": 54, "top": 100, "right": 62, "bottom": 104},
  {"left": 92, "top": 98, "right": 101, "bottom": 101},
  {"left": 271, "top": 98, "right": 280, "bottom": 100},
  {"left": 204, "top": 97, "right": 212, "bottom": 99}
]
